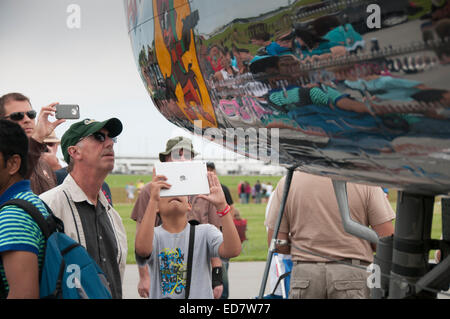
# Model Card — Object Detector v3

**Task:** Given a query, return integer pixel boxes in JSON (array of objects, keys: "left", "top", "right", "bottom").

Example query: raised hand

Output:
[
  {"left": 32, "top": 103, "right": 66, "bottom": 143},
  {"left": 197, "top": 171, "right": 227, "bottom": 211},
  {"left": 149, "top": 167, "right": 171, "bottom": 202}
]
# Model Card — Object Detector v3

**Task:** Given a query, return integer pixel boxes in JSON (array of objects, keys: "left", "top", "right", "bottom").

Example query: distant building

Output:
[{"left": 112, "top": 156, "right": 286, "bottom": 176}]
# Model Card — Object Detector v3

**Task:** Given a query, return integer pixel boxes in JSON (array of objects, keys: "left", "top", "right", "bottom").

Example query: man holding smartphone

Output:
[{"left": 0, "top": 93, "right": 65, "bottom": 194}]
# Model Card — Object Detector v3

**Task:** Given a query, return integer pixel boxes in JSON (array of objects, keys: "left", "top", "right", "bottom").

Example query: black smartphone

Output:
[{"left": 55, "top": 104, "right": 80, "bottom": 119}]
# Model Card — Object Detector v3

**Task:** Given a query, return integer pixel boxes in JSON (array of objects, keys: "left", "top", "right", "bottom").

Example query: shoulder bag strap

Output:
[
  {"left": 185, "top": 223, "right": 196, "bottom": 299},
  {"left": 0, "top": 199, "right": 51, "bottom": 238}
]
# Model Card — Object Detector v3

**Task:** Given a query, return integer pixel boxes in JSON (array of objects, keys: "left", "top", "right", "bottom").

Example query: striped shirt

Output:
[{"left": 0, "top": 180, "right": 49, "bottom": 293}]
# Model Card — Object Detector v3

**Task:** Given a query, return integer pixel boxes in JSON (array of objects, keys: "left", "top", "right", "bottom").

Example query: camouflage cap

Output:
[{"left": 159, "top": 136, "right": 199, "bottom": 162}]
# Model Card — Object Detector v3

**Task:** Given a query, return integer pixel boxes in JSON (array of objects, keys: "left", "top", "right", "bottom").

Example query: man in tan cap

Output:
[
  {"left": 157, "top": 136, "right": 199, "bottom": 162},
  {"left": 41, "top": 131, "right": 63, "bottom": 171},
  {"left": 131, "top": 136, "right": 226, "bottom": 299}
]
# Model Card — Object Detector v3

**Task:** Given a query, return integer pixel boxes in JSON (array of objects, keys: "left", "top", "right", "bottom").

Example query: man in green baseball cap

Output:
[
  {"left": 40, "top": 117, "right": 127, "bottom": 299},
  {"left": 158, "top": 136, "right": 199, "bottom": 162},
  {"left": 61, "top": 118, "right": 123, "bottom": 164}
]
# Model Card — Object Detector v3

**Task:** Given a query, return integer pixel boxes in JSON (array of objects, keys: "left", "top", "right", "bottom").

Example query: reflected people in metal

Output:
[{"left": 124, "top": 0, "right": 450, "bottom": 195}]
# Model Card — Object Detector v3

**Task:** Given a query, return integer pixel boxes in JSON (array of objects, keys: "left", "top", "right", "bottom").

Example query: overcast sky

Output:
[{"left": 0, "top": 0, "right": 241, "bottom": 159}]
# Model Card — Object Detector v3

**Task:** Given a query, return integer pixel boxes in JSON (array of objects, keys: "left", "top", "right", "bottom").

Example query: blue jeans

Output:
[{"left": 220, "top": 259, "right": 230, "bottom": 299}]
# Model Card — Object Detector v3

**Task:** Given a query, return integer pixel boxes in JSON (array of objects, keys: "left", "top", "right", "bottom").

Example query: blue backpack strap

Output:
[{"left": 0, "top": 199, "right": 56, "bottom": 239}]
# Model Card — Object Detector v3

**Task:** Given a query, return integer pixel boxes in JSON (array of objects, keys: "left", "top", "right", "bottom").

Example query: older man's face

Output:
[{"left": 75, "top": 128, "right": 116, "bottom": 173}]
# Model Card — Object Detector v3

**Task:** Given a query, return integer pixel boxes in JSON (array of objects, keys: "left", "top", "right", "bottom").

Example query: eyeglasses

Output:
[
  {"left": 2, "top": 110, "right": 37, "bottom": 121},
  {"left": 80, "top": 131, "right": 117, "bottom": 144}
]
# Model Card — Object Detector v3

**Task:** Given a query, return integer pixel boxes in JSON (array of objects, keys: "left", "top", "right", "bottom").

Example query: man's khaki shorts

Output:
[{"left": 289, "top": 261, "right": 370, "bottom": 299}]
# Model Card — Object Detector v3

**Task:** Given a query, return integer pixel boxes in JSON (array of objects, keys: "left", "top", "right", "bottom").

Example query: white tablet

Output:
[{"left": 154, "top": 161, "right": 210, "bottom": 197}]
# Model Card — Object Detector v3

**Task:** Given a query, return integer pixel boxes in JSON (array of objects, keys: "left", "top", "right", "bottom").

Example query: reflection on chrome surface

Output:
[{"left": 124, "top": 0, "right": 450, "bottom": 194}]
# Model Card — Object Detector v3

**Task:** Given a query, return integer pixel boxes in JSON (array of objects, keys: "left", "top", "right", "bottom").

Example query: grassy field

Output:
[
  {"left": 106, "top": 174, "right": 284, "bottom": 207},
  {"left": 116, "top": 202, "right": 270, "bottom": 264},
  {"left": 109, "top": 175, "right": 444, "bottom": 264},
  {"left": 110, "top": 174, "right": 283, "bottom": 264}
]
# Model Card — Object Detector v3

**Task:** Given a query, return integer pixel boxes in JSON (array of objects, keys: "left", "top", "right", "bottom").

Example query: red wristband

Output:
[{"left": 216, "top": 205, "right": 231, "bottom": 217}]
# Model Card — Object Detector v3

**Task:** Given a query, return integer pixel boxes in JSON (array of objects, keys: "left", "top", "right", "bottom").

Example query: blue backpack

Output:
[{"left": 0, "top": 199, "right": 112, "bottom": 299}]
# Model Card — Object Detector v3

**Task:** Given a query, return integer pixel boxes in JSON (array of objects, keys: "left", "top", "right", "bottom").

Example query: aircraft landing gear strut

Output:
[{"left": 372, "top": 193, "right": 450, "bottom": 299}]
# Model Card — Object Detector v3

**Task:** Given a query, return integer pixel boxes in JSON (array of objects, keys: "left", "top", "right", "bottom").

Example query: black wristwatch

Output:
[{"left": 212, "top": 267, "right": 223, "bottom": 288}]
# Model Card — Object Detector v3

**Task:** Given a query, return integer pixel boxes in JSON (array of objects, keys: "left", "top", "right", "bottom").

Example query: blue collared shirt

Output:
[{"left": 0, "top": 180, "right": 32, "bottom": 205}]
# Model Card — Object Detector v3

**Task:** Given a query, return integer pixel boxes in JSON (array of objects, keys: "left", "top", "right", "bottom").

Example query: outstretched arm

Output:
[
  {"left": 135, "top": 169, "right": 171, "bottom": 258},
  {"left": 198, "top": 172, "right": 241, "bottom": 258},
  {"left": 218, "top": 207, "right": 242, "bottom": 258},
  {"left": 135, "top": 221, "right": 150, "bottom": 298}
]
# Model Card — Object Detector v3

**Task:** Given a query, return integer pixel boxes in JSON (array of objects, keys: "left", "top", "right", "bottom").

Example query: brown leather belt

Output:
[{"left": 294, "top": 258, "right": 371, "bottom": 267}]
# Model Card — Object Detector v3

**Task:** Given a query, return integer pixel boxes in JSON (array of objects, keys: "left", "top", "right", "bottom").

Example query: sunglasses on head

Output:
[
  {"left": 2, "top": 110, "right": 37, "bottom": 121},
  {"left": 82, "top": 131, "right": 117, "bottom": 143}
]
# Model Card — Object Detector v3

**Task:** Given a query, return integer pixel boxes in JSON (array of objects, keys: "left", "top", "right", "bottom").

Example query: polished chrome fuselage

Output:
[{"left": 124, "top": 0, "right": 450, "bottom": 195}]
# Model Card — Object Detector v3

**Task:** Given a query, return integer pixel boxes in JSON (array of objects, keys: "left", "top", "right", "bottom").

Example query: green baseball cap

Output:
[
  {"left": 61, "top": 118, "right": 123, "bottom": 163},
  {"left": 159, "top": 136, "right": 199, "bottom": 162}
]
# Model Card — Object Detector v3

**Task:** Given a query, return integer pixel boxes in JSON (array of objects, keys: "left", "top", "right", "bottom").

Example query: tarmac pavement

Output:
[
  {"left": 123, "top": 261, "right": 450, "bottom": 299},
  {"left": 122, "top": 262, "right": 269, "bottom": 299}
]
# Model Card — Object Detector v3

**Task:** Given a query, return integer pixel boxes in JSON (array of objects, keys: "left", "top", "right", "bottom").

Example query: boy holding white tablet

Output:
[
  {"left": 131, "top": 136, "right": 226, "bottom": 298},
  {"left": 135, "top": 169, "right": 241, "bottom": 299}
]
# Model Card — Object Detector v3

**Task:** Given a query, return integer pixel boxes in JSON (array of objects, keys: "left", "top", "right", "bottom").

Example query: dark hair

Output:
[
  {"left": 0, "top": 92, "right": 31, "bottom": 117},
  {"left": 312, "top": 15, "right": 341, "bottom": 37},
  {"left": 294, "top": 28, "right": 327, "bottom": 48},
  {"left": 206, "top": 162, "right": 215, "bottom": 170},
  {"left": 0, "top": 119, "right": 28, "bottom": 178}
]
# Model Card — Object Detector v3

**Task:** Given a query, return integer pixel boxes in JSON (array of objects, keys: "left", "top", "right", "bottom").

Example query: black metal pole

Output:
[
  {"left": 371, "top": 235, "right": 394, "bottom": 298},
  {"left": 388, "top": 191, "right": 435, "bottom": 299},
  {"left": 257, "top": 166, "right": 296, "bottom": 299},
  {"left": 415, "top": 196, "right": 450, "bottom": 294}
]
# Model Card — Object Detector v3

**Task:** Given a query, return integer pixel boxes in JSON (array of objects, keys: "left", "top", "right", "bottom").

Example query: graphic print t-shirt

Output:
[{"left": 148, "top": 223, "right": 222, "bottom": 299}]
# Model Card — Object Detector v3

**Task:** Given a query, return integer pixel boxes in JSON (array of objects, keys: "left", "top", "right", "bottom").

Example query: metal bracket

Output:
[{"left": 332, "top": 180, "right": 379, "bottom": 244}]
